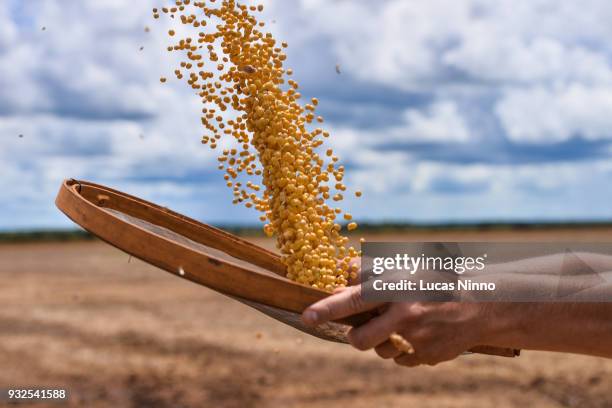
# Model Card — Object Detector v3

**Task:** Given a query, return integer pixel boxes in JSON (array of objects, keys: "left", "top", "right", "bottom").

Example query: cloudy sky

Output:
[{"left": 2, "top": 0, "right": 612, "bottom": 230}]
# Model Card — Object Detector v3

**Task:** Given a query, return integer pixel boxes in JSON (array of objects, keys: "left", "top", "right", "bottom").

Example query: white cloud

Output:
[
  {"left": 287, "top": 0, "right": 471, "bottom": 91},
  {"left": 496, "top": 84, "right": 612, "bottom": 143},
  {"left": 0, "top": 0, "right": 224, "bottom": 228},
  {"left": 348, "top": 150, "right": 410, "bottom": 194},
  {"left": 323, "top": 100, "right": 472, "bottom": 163},
  {"left": 0, "top": 5, "right": 16, "bottom": 51},
  {"left": 445, "top": 36, "right": 612, "bottom": 86},
  {"left": 392, "top": 101, "right": 471, "bottom": 143},
  {"left": 270, "top": 0, "right": 612, "bottom": 145},
  {"left": 283, "top": 0, "right": 612, "bottom": 89}
]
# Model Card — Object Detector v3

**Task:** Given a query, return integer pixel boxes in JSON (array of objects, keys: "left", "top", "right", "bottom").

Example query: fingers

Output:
[
  {"left": 374, "top": 340, "right": 402, "bottom": 359},
  {"left": 302, "top": 285, "right": 380, "bottom": 327},
  {"left": 347, "top": 309, "right": 401, "bottom": 350},
  {"left": 394, "top": 353, "right": 424, "bottom": 367},
  {"left": 393, "top": 350, "right": 443, "bottom": 367}
]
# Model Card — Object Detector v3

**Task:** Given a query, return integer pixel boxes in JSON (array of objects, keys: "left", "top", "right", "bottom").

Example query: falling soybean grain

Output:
[{"left": 153, "top": 1, "right": 362, "bottom": 291}]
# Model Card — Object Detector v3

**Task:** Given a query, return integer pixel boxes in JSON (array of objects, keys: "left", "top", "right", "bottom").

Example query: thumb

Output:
[{"left": 302, "top": 285, "right": 380, "bottom": 327}]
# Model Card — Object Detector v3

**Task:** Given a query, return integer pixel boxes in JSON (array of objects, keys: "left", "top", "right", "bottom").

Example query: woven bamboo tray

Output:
[{"left": 55, "top": 179, "right": 519, "bottom": 357}]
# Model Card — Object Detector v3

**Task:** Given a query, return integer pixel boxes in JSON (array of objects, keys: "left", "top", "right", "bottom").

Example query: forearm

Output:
[
  {"left": 481, "top": 302, "right": 612, "bottom": 358},
  {"left": 465, "top": 271, "right": 612, "bottom": 301},
  {"left": 481, "top": 252, "right": 612, "bottom": 276}
]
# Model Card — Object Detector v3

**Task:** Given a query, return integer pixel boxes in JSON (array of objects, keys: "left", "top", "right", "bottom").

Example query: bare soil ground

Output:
[{"left": 1, "top": 229, "right": 611, "bottom": 408}]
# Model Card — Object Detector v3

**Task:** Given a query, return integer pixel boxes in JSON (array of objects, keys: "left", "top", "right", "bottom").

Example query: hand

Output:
[{"left": 302, "top": 285, "right": 488, "bottom": 366}]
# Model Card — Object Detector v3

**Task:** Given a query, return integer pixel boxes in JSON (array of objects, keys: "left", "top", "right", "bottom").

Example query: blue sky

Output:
[{"left": 2, "top": 0, "right": 612, "bottom": 230}]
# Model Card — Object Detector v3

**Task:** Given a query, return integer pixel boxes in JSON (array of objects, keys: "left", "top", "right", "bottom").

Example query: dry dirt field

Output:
[{"left": 1, "top": 228, "right": 611, "bottom": 407}]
